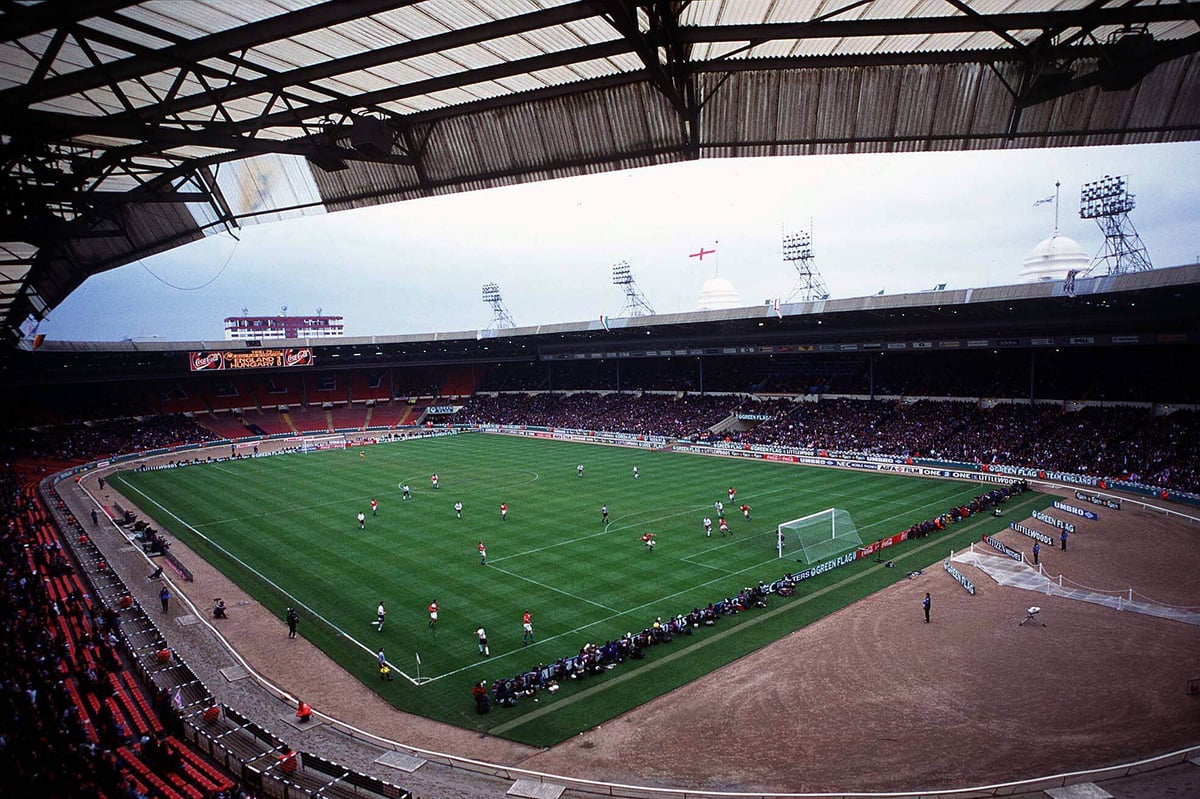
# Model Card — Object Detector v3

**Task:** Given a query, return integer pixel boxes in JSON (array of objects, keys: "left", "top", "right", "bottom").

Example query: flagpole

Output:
[
  {"left": 415, "top": 652, "right": 421, "bottom": 683},
  {"left": 1054, "top": 180, "right": 1061, "bottom": 231}
]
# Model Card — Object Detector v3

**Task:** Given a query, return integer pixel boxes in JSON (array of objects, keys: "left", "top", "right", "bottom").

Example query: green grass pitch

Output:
[{"left": 110, "top": 432, "right": 1044, "bottom": 746}]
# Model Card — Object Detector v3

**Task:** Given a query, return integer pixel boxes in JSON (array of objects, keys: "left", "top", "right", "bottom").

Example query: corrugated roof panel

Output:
[
  {"left": 854, "top": 67, "right": 904, "bottom": 141},
  {"left": 128, "top": 1, "right": 245, "bottom": 42},
  {"left": 248, "top": 38, "right": 342, "bottom": 71},
  {"left": 928, "top": 66, "right": 986, "bottom": 139},
  {"left": 84, "top": 14, "right": 177, "bottom": 50},
  {"left": 763, "top": 1, "right": 830, "bottom": 23},
  {"left": 402, "top": 49, "right": 490, "bottom": 80},
  {"left": 518, "top": 22, "right": 599, "bottom": 53},
  {"left": 286, "top": 26, "right": 379, "bottom": 61},
  {"left": 462, "top": 34, "right": 546, "bottom": 64},
  {"left": 562, "top": 17, "right": 620, "bottom": 46},
  {"left": 367, "top": 5, "right": 456, "bottom": 40},
  {"left": 491, "top": 73, "right": 551, "bottom": 93},
  {"left": 426, "top": 85, "right": 506, "bottom": 107},
  {"left": 712, "top": 0, "right": 777, "bottom": 26},
  {"left": 1162, "top": 58, "right": 1200, "bottom": 128},
  {"left": 349, "top": 59, "right": 444, "bottom": 88},
  {"left": 814, "top": 69, "right": 866, "bottom": 142}
]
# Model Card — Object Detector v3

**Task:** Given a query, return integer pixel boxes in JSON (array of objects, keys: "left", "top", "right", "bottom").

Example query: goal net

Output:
[
  {"left": 778, "top": 508, "right": 861, "bottom": 563},
  {"left": 300, "top": 434, "right": 347, "bottom": 452}
]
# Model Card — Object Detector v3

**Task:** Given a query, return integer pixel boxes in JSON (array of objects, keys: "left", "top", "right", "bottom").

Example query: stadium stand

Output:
[{"left": 328, "top": 405, "right": 369, "bottom": 432}]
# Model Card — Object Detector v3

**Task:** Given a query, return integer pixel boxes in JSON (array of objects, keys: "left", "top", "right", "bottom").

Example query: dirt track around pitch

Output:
[{"left": 85, "top": 462, "right": 1200, "bottom": 794}]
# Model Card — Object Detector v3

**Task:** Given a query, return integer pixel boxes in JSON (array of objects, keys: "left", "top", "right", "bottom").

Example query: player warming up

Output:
[{"left": 522, "top": 610, "right": 534, "bottom": 645}]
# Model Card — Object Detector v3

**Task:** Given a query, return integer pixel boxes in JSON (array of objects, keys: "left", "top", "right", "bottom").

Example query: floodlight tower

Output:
[
  {"left": 782, "top": 228, "right": 829, "bottom": 303},
  {"left": 481, "top": 282, "right": 515, "bottom": 330},
  {"left": 612, "top": 260, "right": 655, "bottom": 317},
  {"left": 1079, "top": 175, "right": 1152, "bottom": 276}
]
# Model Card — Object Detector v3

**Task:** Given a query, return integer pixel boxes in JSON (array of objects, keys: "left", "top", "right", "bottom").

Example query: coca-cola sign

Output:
[
  {"left": 189, "top": 348, "right": 315, "bottom": 371},
  {"left": 190, "top": 351, "right": 225, "bottom": 371}
]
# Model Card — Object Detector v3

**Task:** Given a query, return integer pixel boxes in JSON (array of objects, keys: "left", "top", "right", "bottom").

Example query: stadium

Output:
[{"left": 2, "top": 3, "right": 1199, "bottom": 799}]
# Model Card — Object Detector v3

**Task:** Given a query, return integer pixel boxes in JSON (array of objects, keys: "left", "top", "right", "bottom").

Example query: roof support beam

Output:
[
  {"left": 0, "top": 0, "right": 140, "bottom": 44},
  {"left": 675, "top": 5, "right": 1199, "bottom": 44},
  {"left": 67, "top": 4, "right": 603, "bottom": 134},
  {"left": 1, "top": 0, "right": 421, "bottom": 106}
]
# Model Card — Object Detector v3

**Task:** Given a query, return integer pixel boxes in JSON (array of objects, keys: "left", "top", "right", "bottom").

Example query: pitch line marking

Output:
[
  {"left": 487, "top": 494, "right": 1045, "bottom": 734},
  {"left": 112, "top": 478, "right": 423, "bottom": 685}
]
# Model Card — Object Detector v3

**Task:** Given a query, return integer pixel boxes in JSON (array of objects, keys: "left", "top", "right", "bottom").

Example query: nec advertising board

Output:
[
  {"left": 1075, "top": 490, "right": 1122, "bottom": 510},
  {"left": 190, "top": 348, "right": 314, "bottom": 371}
]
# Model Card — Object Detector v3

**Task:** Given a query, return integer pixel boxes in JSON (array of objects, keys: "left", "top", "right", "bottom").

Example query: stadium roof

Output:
[
  {"left": 2, "top": 1, "right": 1198, "bottom": 348},
  {"left": 9, "top": 262, "right": 1198, "bottom": 386}
]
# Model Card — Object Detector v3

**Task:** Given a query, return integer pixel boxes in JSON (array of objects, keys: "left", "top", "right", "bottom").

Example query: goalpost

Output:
[{"left": 777, "top": 508, "right": 862, "bottom": 563}]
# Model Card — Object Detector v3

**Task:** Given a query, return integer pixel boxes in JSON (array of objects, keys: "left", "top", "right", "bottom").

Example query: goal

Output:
[
  {"left": 778, "top": 508, "right": 862, "bottom": 563},
  {"left": 300, "top": 433, "right": 347, "bottom": 452}
]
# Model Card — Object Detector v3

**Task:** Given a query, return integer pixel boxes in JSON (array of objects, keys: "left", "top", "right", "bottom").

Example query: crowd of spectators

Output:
[
  {"left": 906, "top": 481, "right": 1029, "bottom": 539},
  {"left": 0, "top": 464, "right": 258, "bottom": 799},
  {"left": 0, "top": 414, "right": 218, "bottom": 465},
  {"left": 457, "top": 391, "right": 740, "bottom": 440},
  {"left": 457, "top": 393, "right": 1198, "bottom": 493},
  {"left": 725, "top": 399, "right": 1199, "bottom": 493},
  {"left": 480, "top": 578, "right": 794, "bottom": 713}
]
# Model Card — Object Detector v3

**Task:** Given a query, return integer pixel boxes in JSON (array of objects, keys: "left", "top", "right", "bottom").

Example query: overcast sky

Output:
[{"left": 39, "top": 141, "right": 1200, "bottom": 342}]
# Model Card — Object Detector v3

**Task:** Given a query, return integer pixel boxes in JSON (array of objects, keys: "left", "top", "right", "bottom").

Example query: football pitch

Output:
[{"left": 110, "top": 432, "right": 1044, "bottom": 745}]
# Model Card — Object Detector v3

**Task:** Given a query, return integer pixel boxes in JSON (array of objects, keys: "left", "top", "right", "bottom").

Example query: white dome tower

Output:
[
  {"left": 1020, "top": 180, "right": 1091, "bottom": 284},
  {"left": 697, "top": 276, "right": 741, "bottom": 310},
  {"left": 1019, "top": 232, "right": 1090, "bottom": 283}
]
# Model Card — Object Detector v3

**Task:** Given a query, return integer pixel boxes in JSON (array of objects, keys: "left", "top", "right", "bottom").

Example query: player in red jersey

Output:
[
  {"left": 522, "top": 609, "right": 534, "bottom": 644},
  {"left": 499, "top": 502, "right": 508, "bottom": 521},
  {"left": 739, "top": 503, "right": 751, "bottom": 520}
]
